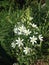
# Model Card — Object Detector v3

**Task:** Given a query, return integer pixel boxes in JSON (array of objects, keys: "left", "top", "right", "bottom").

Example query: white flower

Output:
[
  {"left": 16, "top": 37, "right": 24, "bottom": 47},
  {"left": 18, "top": 31, "right": 22, "bottom": 35},
  {"left": 30, "top": 23, "right": 38, "bottom": 28},
  {"left": 14, "top": 25, "right": 18, "bottom": 34},
  {"left": 24, "top": 29, "right": 31, "bottom": 36},
  {"left": 11, "top": 42, "right": 16, "bottom": 48},
  {"left": 30, "top": 35, "right": 37, "bottom": 45},
  {"left": 23, "top": 47, "right": 31, "bottom": 54},
  {"left": 18, "top": 25, "right": 26, "bottom": 34},
  {"left": 38, "top": 35, "right": 43, "bottom": 41}
]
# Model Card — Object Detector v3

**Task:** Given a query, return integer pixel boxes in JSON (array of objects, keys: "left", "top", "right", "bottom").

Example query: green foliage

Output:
[
  {"left": 0, "top": 0, "right": 49, "bottom": 65},
  {"left": 46, "top": 0, "right": 49, "bottom": 9}
]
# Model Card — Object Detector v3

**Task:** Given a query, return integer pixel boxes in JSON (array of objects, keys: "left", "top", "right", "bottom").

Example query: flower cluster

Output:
[
  {"left": 14, "top": 24, "right": 31, "bottom": 36},
  {"left": 11, "top": 22, "right": 43, "bottom": 55}
]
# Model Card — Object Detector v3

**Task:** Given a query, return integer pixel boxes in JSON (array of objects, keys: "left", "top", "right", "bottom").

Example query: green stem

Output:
[{"left": 38, "top": 0, "right": 42, "bottom": 25}]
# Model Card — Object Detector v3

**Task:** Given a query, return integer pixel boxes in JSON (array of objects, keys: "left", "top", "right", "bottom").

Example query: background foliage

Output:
[{"left": 0, "top": 0, "right": 49, "bottom": 65}]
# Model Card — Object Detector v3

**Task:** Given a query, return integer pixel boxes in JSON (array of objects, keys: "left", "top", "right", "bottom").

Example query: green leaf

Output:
[{"left": 46, "top": 0, "right": 49, "bottom": 9}]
